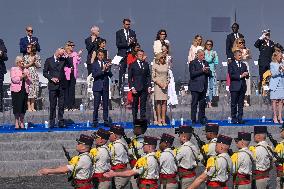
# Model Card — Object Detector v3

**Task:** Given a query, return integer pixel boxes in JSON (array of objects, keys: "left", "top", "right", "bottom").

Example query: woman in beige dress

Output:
[
  {"left": 152, "top": 53, "right": 169, "bottom": 126},
  {"left": 188, "top": 34, "right": 203, "bottom": 63}
]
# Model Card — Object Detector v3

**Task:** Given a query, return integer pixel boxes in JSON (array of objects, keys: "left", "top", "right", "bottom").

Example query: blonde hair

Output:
[
  {"left": 232, "top": 38, "right": 244, "bottom": 53},
  {"left": 192, "top": 35, "right": 203, "bottom": 47},
  {"left": 155, "top": 53, "right": 166, "bottom": 65},
  {"left": 15, "top": 55, "right": 23, "bottom": 65},
  {"left": 271, "top": 52, "right": 281, "bottom": 62}
]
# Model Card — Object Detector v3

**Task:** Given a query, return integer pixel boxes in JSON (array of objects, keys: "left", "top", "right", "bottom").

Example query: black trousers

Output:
[
  {"left": 230, "top": 89, "right": 246, "bottom": 121},
  {"left": 64, "top": 74, "right": 76, "bottom": 109},
  {"left": 0, "top": 79, "right": 3, "bottom": 112},
  {"left": 259, "top": 64, "right": 270, "bottom": 83},
  {"left": 93, "top": 90, "right": 109, "bottom": 123},
  {"left": 87, "top": 64, "right": 93, "bottom": 76},
  {"left": 132, "top": 89, "right": 148, "bottom": 121},
  {"left": 49, "top": 88, "right": 64, "bottom": 125},
  {"left": 191, "top": 90, "right": 206, "bottom": 122},
  {"left": 118, "top": 57, "right": 127, "bottom": 91}
]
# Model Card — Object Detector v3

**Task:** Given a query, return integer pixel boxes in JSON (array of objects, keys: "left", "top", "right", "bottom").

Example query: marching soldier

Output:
[
  {"left": 38, "top": 134, "right": 94, "bottom": 189},
  {"left": 274, "top": 123, "right": 284, "bottom": 189},
  {"left": 158, "top": 133, "right": 178, "bottom": 188},
  {"left": 231, "top": 132, "right": 254, "bottom": 189},
  {"left": 108, "top": 125, "right": 130, "bottom": 189},
  {"left": 176, "top": 126, "right": 200, "bottom": 188},
  {"left": 90, "top": 128, "right": 112, "bottom": 189},
  {"left": 189, "top": 135, "right": 233, "bottom": 189},
  {"left": 104, "top": 136, "right": 160, "bottom": 189},
  {"left": 202, "top": 123, "right": 219, "bottom": 158},
  {"left": 250, "top": 126, "right": 273, "bottom": 189},
  {"left": 128, "top": 119, "right": 148, "bottom": 189}
]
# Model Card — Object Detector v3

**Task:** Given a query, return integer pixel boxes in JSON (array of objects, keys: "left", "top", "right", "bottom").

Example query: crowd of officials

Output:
[{"left": 0, "top": 19, "right": 284, "bottom": 128}]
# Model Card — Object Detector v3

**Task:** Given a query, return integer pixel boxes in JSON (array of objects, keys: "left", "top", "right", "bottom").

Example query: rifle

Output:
[
  {"left": 61, "top": 145, "right": 73, "bottom": 182},
  {"left": 267, "top": 132, "right": 279, "bottom": 148},
  {"left": 192, "top": 129, "right": 208, "bottom": 166}
]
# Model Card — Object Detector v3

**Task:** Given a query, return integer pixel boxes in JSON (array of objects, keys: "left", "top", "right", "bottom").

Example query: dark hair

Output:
[
  {"left": 205, "top": 40, "right": 214, "bottom": 47},
  {"left": 232, "top": 23, "right": 239, "bottom": 29},
  {"left": 275, "top": 43, "right": 284, "bottom": 52},
  {"left": 123, "top": 18, "right": 131, "bottom": 24},
  {"left": 137, "top": 49, "right": 144, "bottom": 53},
  {"left": 233, "top": 49, "right": 242, "bottom": 55},
  {"left": 97, "top": 49, "right": 105, "bottom": 55},
  {"left": 156, "top": 29, "right": 167, "bottom": 40},
  {"left": 98, "top": 38, "right": 106, "bottom": 46},
  {"left": 28, "top": 43, "right": 37, "bottom": 55}
]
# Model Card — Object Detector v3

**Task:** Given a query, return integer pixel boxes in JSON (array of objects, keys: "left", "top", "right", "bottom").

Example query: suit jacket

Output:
[
  {"left": 188, "top": 59, "right": 211, "bottom": 92},
  {"left": 0, "top": 39, "right": 8, "bottom": 79},
  {"left": 19, "top": 36, "right": 41, "bottom": 55},
  {"left": 85, "top": 36, "right": 101, "bottom": 64},
  {"left": 254, "top": 39, "right": 275, "bottom": 67},
  {"left": 228, "top": 60, "right": 248, "bottom": 92},
  {"left": 226, "top": 32, "right": 244, "bottom": 59},
  {"left": 10, "top": 67, "right": 31, "bottom": 93},
  {"left": 116, "top": 29, "right": 136, "bottom": 57},
  {"left": 43, "top": 56, "right": 71, "bottom": 90},
  {"left": 92, "top": 60, "right": 113, "bottom": 92},
  {"left": 128, "top": 60, "right": 151, "bottom": 92}
]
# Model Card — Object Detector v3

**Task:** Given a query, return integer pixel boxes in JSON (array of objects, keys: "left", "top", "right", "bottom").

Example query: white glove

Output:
[
  {"left": 226, "top": 86, "right": 230, "bottom": 91},
  {"left": 259, "top": 33, "right": 266, "bottom": 40}
]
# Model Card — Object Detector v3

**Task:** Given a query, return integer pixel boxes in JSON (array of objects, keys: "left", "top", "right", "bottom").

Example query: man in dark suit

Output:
[
  {"left": 43, "top": 48, "right": 71, "bottom": 128},
  {"left": 0, "top": 39, "right": 8, "bottom": 112},
  {"left": 92, "top": 50, "right": 113, "bottom": 127},
  {"left": 226, "top": 23, "right": 244, "bottom": 61},
  {"left": 189, "top": 49, "right": 211, "bottom": 125},
  {"left": 254, "top": 29, "right": 274, "bottom": 87},
  {"left": 116, "top": 18, "right": 137, "bottom": 89},
  {"left": 228, "top": 50, "right": 249, "bottom": 124},
  {"left": 85, "top": 25, "right": 101, "bottom": 76},
  {"left": 19, "top": 26, "right": 40, "bottom": 55},
  {"left": 128, "top": 50, "right": 151, "bottom": 122}
]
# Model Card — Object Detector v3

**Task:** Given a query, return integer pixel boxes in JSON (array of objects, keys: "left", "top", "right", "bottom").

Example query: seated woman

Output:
[{"left": 10, "top": 56, "right": 31, "bottom": 129}]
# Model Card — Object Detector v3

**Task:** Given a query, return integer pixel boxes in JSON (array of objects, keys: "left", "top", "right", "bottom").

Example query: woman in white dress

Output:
[
  {"left": 153, "top": 29, "right": 170, "bottom": 57},
  {"left": 188, "top": 35, "right": 203, "bottom": 63}
]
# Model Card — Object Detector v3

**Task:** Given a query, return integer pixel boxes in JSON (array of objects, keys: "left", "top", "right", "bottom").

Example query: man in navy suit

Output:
[
  {"left": 128, "top": 50, "right": 151, "bottom": 122},
  {"left": 228, "top": 50, "right": 249, "bottom": 124},
  {"left": 226, "top": 23, "right": 244, "bottom": 62},
  {"left": 19, "top": 26, "right": 41, "bottom": 55},
  {"left": 0, "top": 39, "right": 8, "bottom": 112},
  {"left": 92, "top": 50, "right": 113, "bottom": 127},
  {"left": 116, "top": 18, "right": 137, "bottom": 89},
  {"left": 43, "top": 48, "right": 71, "bottom": 128},
  {"left": 189, "top": 49, "right": 211, "bottom": 125}
]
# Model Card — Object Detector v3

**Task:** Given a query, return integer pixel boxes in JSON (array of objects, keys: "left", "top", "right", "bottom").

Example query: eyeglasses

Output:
[
  {"left": 206, "top": 43, "right": 213, "bottom": 46},
  {"left": 26, "top": 30, "right": 33, "bottom": 32},
  {"left": 124, "top": 23, "right": 130, "bottom": 26}
]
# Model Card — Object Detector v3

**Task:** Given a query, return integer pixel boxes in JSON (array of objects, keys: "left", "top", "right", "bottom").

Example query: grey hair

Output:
[
  {"left": 196, "top": 49, "right": 204, "bottom": 54},
  {"left": 91, "top": 25, "right": 99, "bottom": 32},
  {"left": 15, "top": 56, "right": 23, "bottom": 64}
]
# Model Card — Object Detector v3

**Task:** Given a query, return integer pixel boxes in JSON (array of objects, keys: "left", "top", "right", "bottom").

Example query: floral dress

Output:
[{"left": 23, "top": 54, "right": 41, "bottom": 98}]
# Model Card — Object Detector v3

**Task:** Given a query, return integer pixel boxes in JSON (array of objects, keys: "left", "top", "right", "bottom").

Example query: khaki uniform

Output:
[
  {"left": 249, "top": 141, "right": 273, "bottom": 189},
  {"left": 205, "top": 153, "right": 233, "bottom": 189},
  {"left": 67, "top": 152, "right": 94, "bottom": 189},
  {"left": 159, "top": 148, "right": 178, "bottom": 189},
  {"left": 202, "top": 138, "right": 218, "bottom": 157},
  {"left": 231, "top": 147, "right": 254, "bottom": 189},
  {"left": 176, "top": 141, "right": 200, "bottom": 189},
  {"left": 274, "top": 140, "right": 284, "bottom": 189},
  {"left": 109, "top": 139, "right": 130, "bottom": 189},
  {"left": 133, "top": 152, "right": 159, "bottom": 189},
  {"left": 90, "top": 145, "right": 112, "bottom": 189}
]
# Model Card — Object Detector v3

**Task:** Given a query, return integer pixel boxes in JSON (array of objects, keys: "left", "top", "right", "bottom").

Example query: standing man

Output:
[
  {"left": 116, "top": 18, "right": 137, "bottom": 90},
  {"left": 128, "top": 50, "right": 151, "bottom": 122},
  {"left": 228, "top": 50, "right": 249, "bottom": 124},
  {"left": 189, "top": 135, "right": 233, "bottom": 189},
  {"left": 231, "top": 132, "right": 254, "bottom": 189},
  {"left": 19, "top": 26, "right": 40, "bottom": 55},
  {"left": 43, "top": 48, "right": 71, "bottom": 128},
  {"left": 90, "top": 128, "right": 112, "bottom": 189},
  {"left": 0, "top": 38, "right": 8, "bottom": 112},
  {"left": 254, "top": 29, "right": 275, "bottom": 89},
  {"left": 85, "top": 25, "right": 101, "bottom": 76},
  {"left": 189, "top": 49, "right": 211, "bottom": 125},
  {"left": 92, "top": 50, "right": 112, "bottom": 127},
  {"left": 202, "top": 123, "right": 219, "bottom": 158},
  {"left": 159, "top": 133, "right": 178, "bottom": 188},
  {"left": 250, "top": 126, "right": 273, "bottom": 189},
  {"left": 108, "top": 125, "right": 130, "bottom": 189},
  {"left": 104, "top": 136, "right": 160, "bottom": 189},
  {"left": 38, "top": 134, "right": 94, "bottom": 189},
  {"left": 226, "top": 23, "right": 244, "bottom": 62},
  {"left": 176, "top": 126, "right": 200, "bottom": 189}
]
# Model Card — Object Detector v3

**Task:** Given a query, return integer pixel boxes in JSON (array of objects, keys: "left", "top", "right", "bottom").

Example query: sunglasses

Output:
[
  {"left": 160, "top": 33, "right": 166, "bottom": 35},
  {"left": 27, "top": 30, "right": 33, "bottom": 32},
  {"left": 206, "top": 43, "right": 213, "bottom": 46},
  {"left": 68, "top": 45, "right": 75, "bottom": 47}
]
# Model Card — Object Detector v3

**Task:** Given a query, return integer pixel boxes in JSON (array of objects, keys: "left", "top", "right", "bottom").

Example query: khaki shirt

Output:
[
  {"left": 160, "top": 148, "right": 177, "bottom": 174},
  {"left": 109, "top": 139, "right": 129, "bottom": 165},
  {"left": 128, "top": 135, "right": 145, "bottom": 159},
  {"left": 133, "top": 152, "right": 159, "bottom": 179},
  {"left": 206, "top": 153, "right": 233, "bottom": 182},
  {"left": 232, "top": 147, "right": 254, "bottom": 175},
  {"left": 92, "top": 145, "right": 111, "bottom": 173},
  {"left": 252, "top": 141, "right": 273, "bottom": 171},
  {"left": 67, "top": 152, "right": 93, "bottom": 180},
  {"left": 176, "top": 141, "right": 199, "bottom": 169}
]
